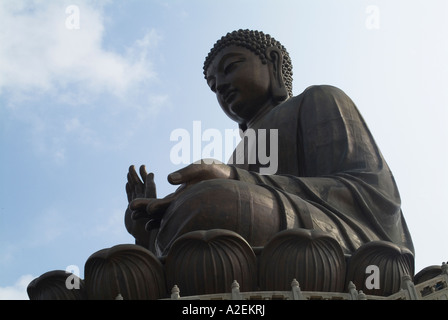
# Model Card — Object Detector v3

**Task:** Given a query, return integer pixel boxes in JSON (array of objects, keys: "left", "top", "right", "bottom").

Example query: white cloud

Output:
[
  {"left": 0, "top": 0, "right": 156, "bottom": 96},
  {"left": 0, "top": 274, "right": 34, "bottom": 300},
  {"left": 0, "top": 0, "right": 168, "bottom": 162}
]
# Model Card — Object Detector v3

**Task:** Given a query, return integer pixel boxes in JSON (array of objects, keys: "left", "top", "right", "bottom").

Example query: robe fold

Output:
[
  {"left": 230, "top": 85, "right": 414, "bottom": 255},
  {"left": 156, "top": 85, "right": 414, "bottom": 257}
]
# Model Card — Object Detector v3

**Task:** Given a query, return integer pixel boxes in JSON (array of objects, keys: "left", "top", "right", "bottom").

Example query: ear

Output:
[{"left": 266, "top": 47, "right": 289, "bottom": 102}]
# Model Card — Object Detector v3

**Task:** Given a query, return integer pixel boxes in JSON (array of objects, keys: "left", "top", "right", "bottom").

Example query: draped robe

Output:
[{"left": 155, "top": 85, "right": 414, "bottom": 257}]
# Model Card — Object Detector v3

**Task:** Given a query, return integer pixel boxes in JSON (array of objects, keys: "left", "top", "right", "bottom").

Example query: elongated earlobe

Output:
[{"left": 266, "top": 47, "right": 289, "bottom": 102}]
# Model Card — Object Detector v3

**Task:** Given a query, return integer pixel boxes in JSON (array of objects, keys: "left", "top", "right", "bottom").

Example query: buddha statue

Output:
[
  {"left": 25, "top": 30, "right": 425, "bottom": 300},
  {"left": 124, "top": 29, "right": 415, "bottom": 295}
]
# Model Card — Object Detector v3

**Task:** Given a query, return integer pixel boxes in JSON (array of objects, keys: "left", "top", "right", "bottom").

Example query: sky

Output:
[{"left": 1, "top": 0, "right": 447, "bottom": 299}]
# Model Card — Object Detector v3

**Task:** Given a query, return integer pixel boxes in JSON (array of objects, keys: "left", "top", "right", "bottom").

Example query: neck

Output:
[{"left": 246, "top": 100, "right": 277, "bottom": 129}]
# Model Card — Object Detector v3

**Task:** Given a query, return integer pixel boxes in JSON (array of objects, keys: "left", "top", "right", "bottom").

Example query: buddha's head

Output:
[{"left": 204, "top": 29, "right": 293, "bottom": 130}]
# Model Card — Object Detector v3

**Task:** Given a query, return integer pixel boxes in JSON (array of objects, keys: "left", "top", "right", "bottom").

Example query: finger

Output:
[
  {"left": 145, "top": 172, "right": 157, "bottom": 198},
  {"left": 146, "top": 185, "right": 187, "bottom": 214},
  {"left": 131, "top": 210, "right": 149, "bottom": 220},
  {"left": 146, "top": 197, "right": 172, "bottom": 214},
  {"left": 129, "top": 165, "right": 144, "bottom": 195},
  {"left": 127, "top": 172, "right": 133, "bottom": 187},
  {"left": 167, "top": 163, "right": 203, "bottom": 185},
  {"left": 139, "top": 165, "right": 148, "bottom": 183},
  {"left": 129, "top": 165, "right": 143, "bottom": 185},
  {"left": 126, "top": 182, "right": 132, "bottom": 203},
  {"left": 130, "top": 198, "right": 151, "bottom": 211},
  {"left": 128, "top": 165, "right": 136, "bottom": 183},
  {"left": 127, "top": 172, "right": 138, "bottom": 200}
]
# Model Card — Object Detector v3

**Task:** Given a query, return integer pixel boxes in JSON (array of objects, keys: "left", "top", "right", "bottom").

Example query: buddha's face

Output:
[{"left": 206, "top": 45, "right": 272, "bottom": 126}]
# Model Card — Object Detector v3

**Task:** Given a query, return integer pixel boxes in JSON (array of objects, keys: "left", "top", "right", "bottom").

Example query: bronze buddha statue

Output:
[
  {"left": 125, "top": 29, "right": 414, "bottom": 262},
  {"left": 28, "top": 30, "right": 417, "bottom": 299}
]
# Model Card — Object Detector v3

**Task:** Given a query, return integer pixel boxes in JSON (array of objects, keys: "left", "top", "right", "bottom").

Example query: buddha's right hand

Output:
[
  {"left": 126, "top": 164, "right": 158, "bottom": 220},
  {"left": 126, "top": 164, "right": 157, "bottom": 201},
  {"left": 124, "top": 164, "right": 159, "bottom": 243},
  {"left": 126, "top": 164, "right": 175, "bottom": 231},
  {"left": 129, "top": 189, "right": 180, "bottom": 229},
  {"left": 131, "top": 159, "right": 235, "bottom": 222}
]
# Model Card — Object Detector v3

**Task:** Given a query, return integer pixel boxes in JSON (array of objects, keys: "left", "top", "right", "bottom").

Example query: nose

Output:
[{"left": 216, "top": 75, "right": 230, "bottom": 97}]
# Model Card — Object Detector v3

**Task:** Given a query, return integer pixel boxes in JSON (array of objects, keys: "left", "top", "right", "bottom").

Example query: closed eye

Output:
[{"left": 224, "top": 59, "right": 245, "bottom": 74}]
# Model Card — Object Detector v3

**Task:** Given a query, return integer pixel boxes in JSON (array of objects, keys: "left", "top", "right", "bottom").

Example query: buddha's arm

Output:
[
  {"left": 229, "top": 166, "right": 354, "bottom": 204},
  {"left": 230, "top": 85, "right": 404, "bottom": 240},
  {"left": 226, "top": 84, "right": 401, "bottom": 213}
]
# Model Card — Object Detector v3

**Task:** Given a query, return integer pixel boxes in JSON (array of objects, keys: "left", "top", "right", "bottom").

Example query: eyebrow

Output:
[{"left": 207, "top": 52, "right": 246, "bottom": 83}]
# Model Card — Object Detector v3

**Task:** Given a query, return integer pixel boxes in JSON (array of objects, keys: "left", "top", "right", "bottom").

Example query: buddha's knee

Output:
[{"left": 156, "top": 179, "right": 282, "bottom": 255}]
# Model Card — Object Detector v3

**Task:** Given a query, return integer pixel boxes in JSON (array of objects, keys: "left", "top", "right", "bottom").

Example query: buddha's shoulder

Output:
[
  {"left": 269, "top": 85, "right": 354, "bottom": 124},
  {"left": 278, "top": 85, "right": 351, "bottom": 109},
  {"left": 301, "top": 84, "right": 348, "bottom": 99}
]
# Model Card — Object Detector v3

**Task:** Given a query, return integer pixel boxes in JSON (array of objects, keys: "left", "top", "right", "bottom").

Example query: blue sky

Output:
[{"left": 1, "top": 0, "right": 447, "bottom": 299}]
